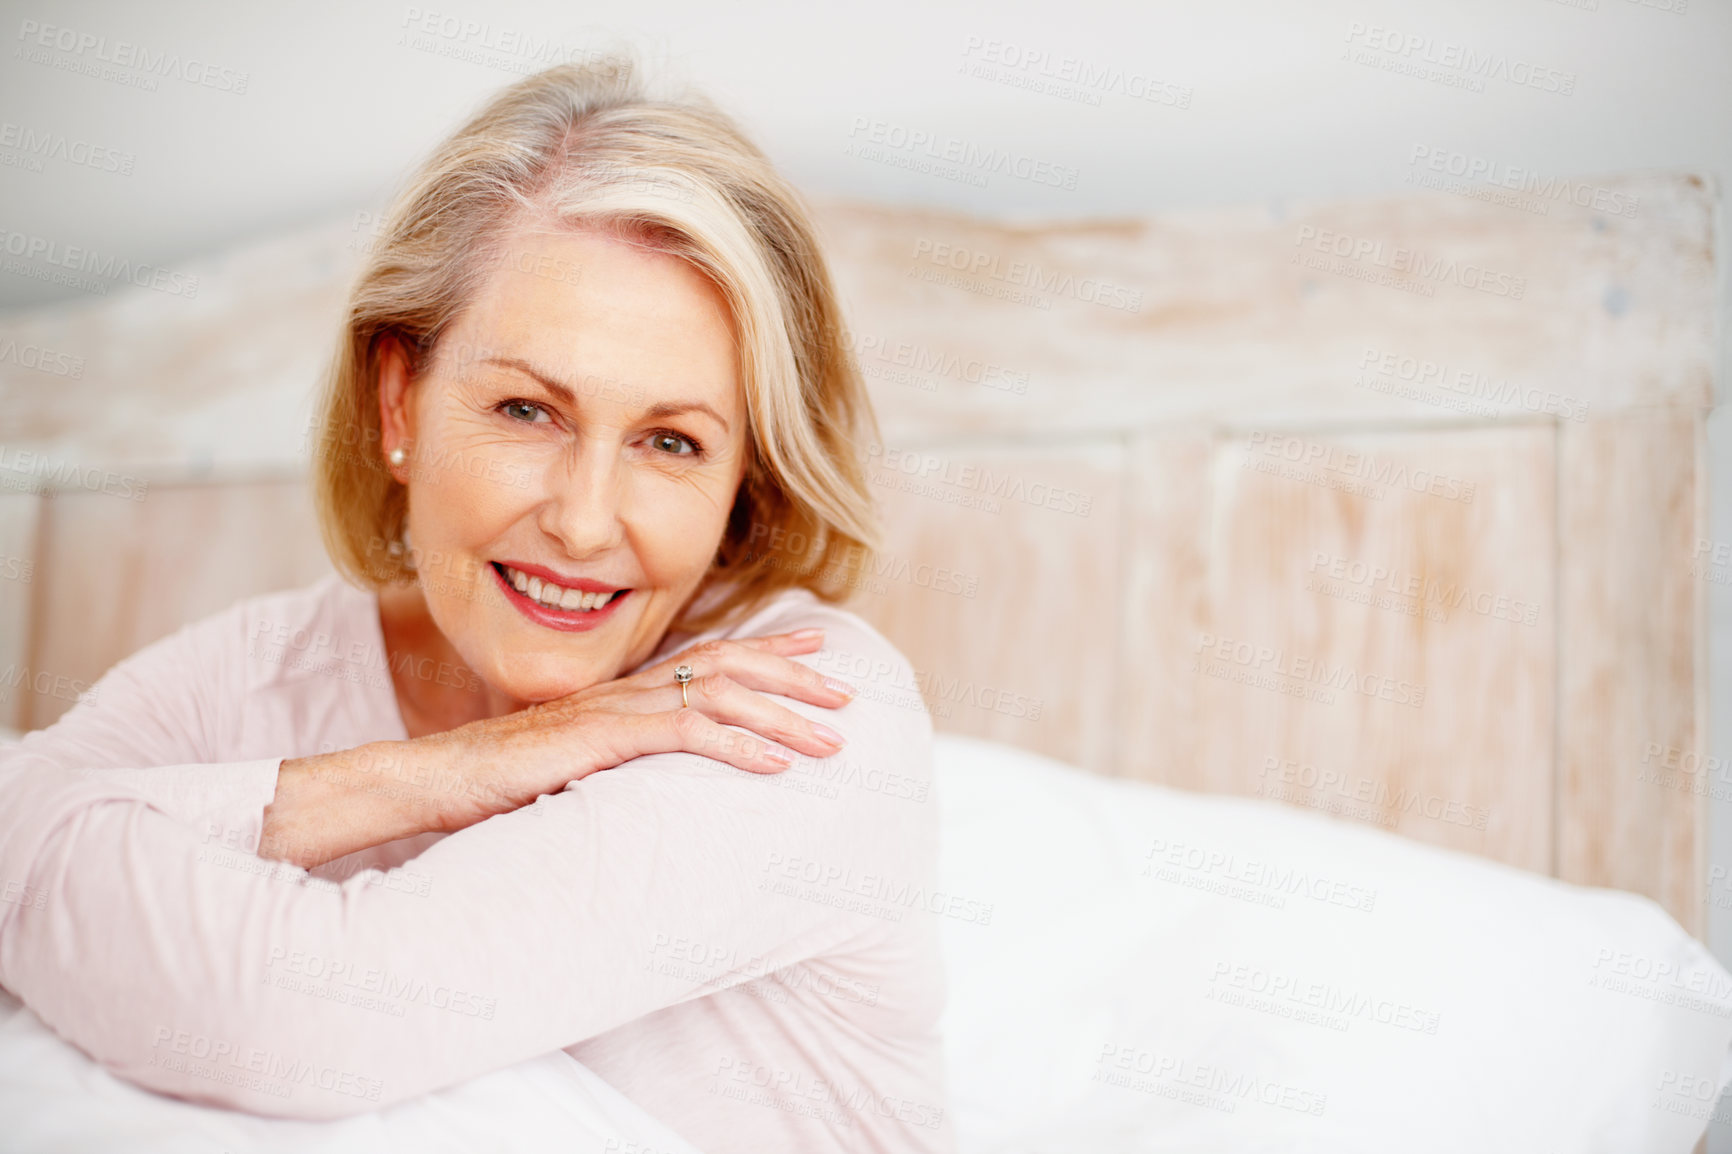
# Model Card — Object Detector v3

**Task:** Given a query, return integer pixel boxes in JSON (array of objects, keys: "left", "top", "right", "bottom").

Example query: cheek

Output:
[
  {"left": 414, "top": 479, "right": 512, "bottom": 556},
  {"left": 406, "top": 441, "right": 542, "bottom": 576},
  {"left": 624, "top": 473, "right": 737, "bottom": 587}
]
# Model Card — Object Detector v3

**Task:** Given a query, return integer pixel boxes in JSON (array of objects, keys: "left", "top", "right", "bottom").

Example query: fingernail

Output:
[
  {"left": 822, "top": 677, "right": 856, "bottom": 699},
  {"left": 765, "top": 749, "right": 793, "bottom": 768},
  {"left": 811, "top": 723, "right": 844, "bottom": 748},
  {"left": 790, "top": 628, "right": 824, "bottom": 642}
]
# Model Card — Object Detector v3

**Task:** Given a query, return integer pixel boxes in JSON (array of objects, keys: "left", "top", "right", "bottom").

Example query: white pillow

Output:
[
  {"left": 0, "top": 987, "right": 705, "bottom": 1154},
  {"left": 931, "top": 732, "right": 1732, "bottom": 1154}
]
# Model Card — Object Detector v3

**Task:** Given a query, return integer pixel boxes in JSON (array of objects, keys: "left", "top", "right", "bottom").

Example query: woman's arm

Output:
[
  {"left": 0, "top": 609, "right": 935, "bottom": 1119},
  {"left": 256, "top": 627, "right": 855, "bottom": 869},
  {"left": 0, "top": 600, "right": 295, "bottom": 844},
  {"left": 255, "top": 742, "right": 448, "bottom": 867}
]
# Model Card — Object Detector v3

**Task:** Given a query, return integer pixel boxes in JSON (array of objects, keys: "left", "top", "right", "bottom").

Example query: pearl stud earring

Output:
[{"left": 388, "top": 446, "right": 407, "bottom": 467}]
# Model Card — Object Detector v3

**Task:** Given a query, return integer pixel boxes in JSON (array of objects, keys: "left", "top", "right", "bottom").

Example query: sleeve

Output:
[
  {"left": 0, "top": 606, "right": 935, "bottom": 1120},
  {"left": 2, "top": 601, "right": 284, "bottom": 850}
]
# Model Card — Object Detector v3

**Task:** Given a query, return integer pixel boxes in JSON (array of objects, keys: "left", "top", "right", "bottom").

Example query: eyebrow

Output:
[{"left": 478, "top": 355, "right": 731, "bottom": 432}]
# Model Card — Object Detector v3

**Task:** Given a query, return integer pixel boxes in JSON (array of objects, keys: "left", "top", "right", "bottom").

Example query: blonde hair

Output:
[{"left": 312, "top": 54, "right": 882, "bottom": 634}]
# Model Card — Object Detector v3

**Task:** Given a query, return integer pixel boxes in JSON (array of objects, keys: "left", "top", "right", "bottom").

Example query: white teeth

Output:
[{"left": 502, "top": 565, "right": 620, "bottom": 612}]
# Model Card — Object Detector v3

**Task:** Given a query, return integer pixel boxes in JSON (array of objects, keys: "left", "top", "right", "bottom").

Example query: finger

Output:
[
  {"left": 684, "top": 672, "right": 845, "bottom": 759},
  {"left": 729, "top": 628, "right": 826, "bottom": 656},
  {"left": 662, "top": 638, "right": 855, "bottom": 709},
  {"left": 663, "top": 704, "right": 796, "bottom": 775},
  {"left": 722, "top": 647, "right": 857, "bottom": 709},
  {"left": 638, "top": 632, "right": 819, "bottom": 690}
]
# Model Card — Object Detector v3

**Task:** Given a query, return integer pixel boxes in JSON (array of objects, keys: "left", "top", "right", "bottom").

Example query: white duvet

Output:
[{"left": 2, "top": 733, "right": 1728, "bottom": 1153}]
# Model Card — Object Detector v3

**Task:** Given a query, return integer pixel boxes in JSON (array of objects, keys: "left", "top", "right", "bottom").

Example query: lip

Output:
[
  {"left": 496, "top": 560, "right": 624, "bottom": 594},
  {"left": 490, "top": 562, "right": 631, "bottom": 633}
]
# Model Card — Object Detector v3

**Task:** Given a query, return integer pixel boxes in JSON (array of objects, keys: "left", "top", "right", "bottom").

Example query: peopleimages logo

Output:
[
  {"left": 1307, "top": 550, "right": 1541, "bottom": 628},
  {"left": 867, "top": 441, "right": 1093, "bottom": 518},
  {"left": 958, "top": 37, "right": 1193, "bottom": 109},
  {"left": 0, "top": 337, "right": 84, "bottom": 378},
  {"left": 397, "top": 7, "right": 608, "bottom": 73},
  {"left": 847, "top": 117, "right": 1080, "bottom": 190},
  {"left": 1094, "top": 1043, "right": 1327, "bottom": 1116},
  {"left": 1405, "top": 145, "right": 1639, "bottom": 219},
  {"left": 1342, "top": 22, "right": 1576, "bottom": 95},
  {"left": 0, "top": 446, "right": 148, "bottom": 500},
  {"left": 1192, "top": 630, "right": 1426, "bottom": 709},
  {"left": 1243, "top": 431, "right": 1477, "bottom": 504},
  {"left": 0, "top": 663, "right": 97, "bottom": 707},
  {"left": 840, "top": 330, "right": 1029, "bottom": 395},
  {"left": 1208, "top": 962, "right": 1443, "bottom": 1034},
  {"left": 1142, "top": 837, "right": 1380, "bottom": 912},
  {"left": 0, "top": 121, "right": 135, "bottom": 175},
  {"left": 1356, "top": 346, "right": 1588, "bottom": 422},
  {"left": 0, "top": 227, "right": 199, "bottom": 298},
  {"left": 15, "top": 20, "right": 250, "bottom": 94},
  {"left": 1259, "top": 756, "right": 1490, "bottom": 831},
  {"left": 908, "top": 238, "right": 1142, "bottom": 312},
  {"left": 1293, "top": 226, "right": 1525, "bottom": 300}
]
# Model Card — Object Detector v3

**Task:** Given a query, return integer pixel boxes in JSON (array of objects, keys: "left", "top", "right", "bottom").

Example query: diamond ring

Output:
[{"left": 673, "top": 664, "right": 693, "bottom": 708}]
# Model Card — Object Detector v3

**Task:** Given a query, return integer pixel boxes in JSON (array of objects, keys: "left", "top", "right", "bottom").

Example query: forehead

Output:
[{"left": 445, "top": 221, "right": 741, "bottom": 412}]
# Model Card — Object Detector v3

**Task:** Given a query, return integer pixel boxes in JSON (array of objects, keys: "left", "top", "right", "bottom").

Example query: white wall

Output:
[
  {"left": 3, "top": 0, "right": 1730, "bottom": 1124},
  {"left": 2, "top": 0, "right": 1726, "bottom": 303}
]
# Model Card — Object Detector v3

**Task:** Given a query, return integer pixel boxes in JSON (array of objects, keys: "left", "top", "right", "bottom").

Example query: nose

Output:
[{"left": 537, "top": 433, "right": 627, "bottom": 559}]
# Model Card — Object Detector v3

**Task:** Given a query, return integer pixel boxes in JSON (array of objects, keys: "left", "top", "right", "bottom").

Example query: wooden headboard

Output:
[{"left": 0, "top": 173, "right": 1713, "bottom": 934}]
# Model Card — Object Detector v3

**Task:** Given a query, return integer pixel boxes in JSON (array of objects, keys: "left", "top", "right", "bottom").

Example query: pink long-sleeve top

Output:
[{"left": 0, "top": 573, "right": 955, "bottom": 1153}]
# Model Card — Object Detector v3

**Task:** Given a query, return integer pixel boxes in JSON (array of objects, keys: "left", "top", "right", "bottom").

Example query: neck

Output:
[{"left": 376, "top": 581, "right": 520, "bottom": 738}]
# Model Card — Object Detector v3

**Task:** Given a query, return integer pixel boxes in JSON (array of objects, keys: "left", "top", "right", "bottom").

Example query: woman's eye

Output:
[
  {"left": 500, "top": 400, "right": 549, "bottom": 423},
  {"left": 649, "top": 432, "right": 699, "bottom": 456}
]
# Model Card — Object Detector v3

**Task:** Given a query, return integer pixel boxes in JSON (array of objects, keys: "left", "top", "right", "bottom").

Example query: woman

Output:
[{"left": 0, "top": 56, "right": 951, "bottom": 1153}]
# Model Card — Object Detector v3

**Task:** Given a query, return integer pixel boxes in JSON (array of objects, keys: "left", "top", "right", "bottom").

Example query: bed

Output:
[
  {"left": 0, "top": 171, "right": 1720, "bottom": 1150},
  {"left": 1, "top": 731, "right": 1727, "bottom": 1152}
]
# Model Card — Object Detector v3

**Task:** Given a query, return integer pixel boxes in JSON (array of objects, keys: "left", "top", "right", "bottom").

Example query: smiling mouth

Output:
[{"left": 491, "top": 562, "right": 628, "bottom": 614}]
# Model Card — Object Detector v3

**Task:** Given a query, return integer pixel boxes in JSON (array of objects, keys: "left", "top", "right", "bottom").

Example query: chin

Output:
[{"left": 487, "top": 656, "right": 611, "bottom": 705}]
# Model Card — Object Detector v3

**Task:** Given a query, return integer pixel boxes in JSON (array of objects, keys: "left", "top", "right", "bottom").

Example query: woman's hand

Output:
[
  {"left": 260, "top": 628, "right": 855, "bottom": 868},
  {"left": 432, "top": 626, "right": 856, "bottom": 828}
]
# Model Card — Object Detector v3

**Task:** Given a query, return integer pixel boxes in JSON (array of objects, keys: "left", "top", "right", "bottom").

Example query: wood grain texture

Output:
[
  {"left": 815, "top": 173, "right": 1713, "bottom": 442},
  {"left": 1180, "top": 424, "right": 1556, "bottom": 871},
  {"left": 26, "top": 480, "right": 332, "bottom": 729},
  {"left": 1114, "top": 429, "right": 1214, "bottom": 786},
  {"left": 0, "top": 493, "right": 43, "bottom": 733},
  {"left": 1557, "top": 413, "right": 1703, "bottom": 935},
  {"left": 839, "top": 440, "right": 1125, "bottom": 774}
]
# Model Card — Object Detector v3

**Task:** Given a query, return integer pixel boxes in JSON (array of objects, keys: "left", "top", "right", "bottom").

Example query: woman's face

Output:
[{"left": 377, "top": 221, "right": 748, "bottom": 705}]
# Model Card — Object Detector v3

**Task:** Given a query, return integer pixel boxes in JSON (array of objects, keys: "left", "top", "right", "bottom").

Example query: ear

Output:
[{"left": 377, "top": 335, "right": 417, "bottom": 482}]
